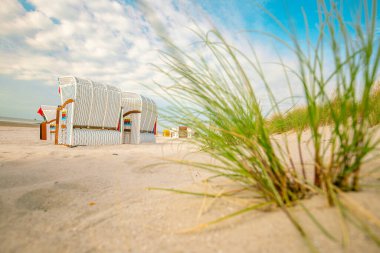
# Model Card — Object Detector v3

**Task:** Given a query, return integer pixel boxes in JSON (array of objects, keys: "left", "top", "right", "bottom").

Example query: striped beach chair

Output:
[
  {"left": 121, "top": 92, "right": 157, "bottom": 144},
  {"left": 56, "top": 76, "right": 123, "bottom": 146}
]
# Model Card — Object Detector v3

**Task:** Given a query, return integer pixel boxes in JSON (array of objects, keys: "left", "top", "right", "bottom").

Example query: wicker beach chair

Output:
[
  {"left": 56, "top": 76, "right": 123, "bottom": 146},
  {"left": 121, "top": 92, "right": 157, "bottom": 144}
]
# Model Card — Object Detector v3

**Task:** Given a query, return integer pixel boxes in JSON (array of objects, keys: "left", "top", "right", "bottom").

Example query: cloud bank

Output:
[
  {"left": 0, "top": 0, "right": 301, "bottom": 112},
  {"left": 1, "top": 1, "right": 208, "bottom": 88}
]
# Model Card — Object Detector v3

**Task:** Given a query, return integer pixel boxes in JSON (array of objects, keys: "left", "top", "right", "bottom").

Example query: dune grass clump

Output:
[
  {"left": 150, "top": 0, "right": 380, "bottom": 250},
  {"left": 292, "top": 0, "right": 380, "bottom": 195},
  {"left": 157, "top": 31, "right": 309, "bottom": 204}
]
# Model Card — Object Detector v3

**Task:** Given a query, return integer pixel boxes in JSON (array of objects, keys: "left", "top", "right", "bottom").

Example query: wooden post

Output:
[
  {"left": 40, "top": 122, "right": 47, "bottom": 140},
  {"left": 55, "top": 106, "right": 61, "bottom": 145}
]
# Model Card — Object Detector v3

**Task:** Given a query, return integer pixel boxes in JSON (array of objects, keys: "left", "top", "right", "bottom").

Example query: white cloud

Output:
[
  {"left": 0, "top": 0, "right": 24, "bottom": 18},
  {"left": 0, "top": 0, "right": 53, "bottom": 36},
  {"left": 0, "top": 0, "right": 301, "bottom": 113},
  {"left": 0, "top": 0, "right": 213, "bottom": 86}
]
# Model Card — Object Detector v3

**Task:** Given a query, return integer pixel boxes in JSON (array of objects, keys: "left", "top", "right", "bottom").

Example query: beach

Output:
[{"left": 0, "top": 125, "right": 379, "bottom": 253}]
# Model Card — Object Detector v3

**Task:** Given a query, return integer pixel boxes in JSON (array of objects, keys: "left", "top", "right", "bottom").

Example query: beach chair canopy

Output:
[
  {"left": 58, "top": 76, "right": 122, "bottom": 129},
  {"left": 39, "top": 105, "right": 57, "bottom": 122}
]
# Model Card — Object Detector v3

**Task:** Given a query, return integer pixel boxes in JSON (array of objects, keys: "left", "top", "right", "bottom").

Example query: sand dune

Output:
[{"left": 0, "top": 126, "right": 379, "bottom": 253}]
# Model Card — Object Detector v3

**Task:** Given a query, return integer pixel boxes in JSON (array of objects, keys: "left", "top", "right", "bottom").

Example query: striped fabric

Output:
[
  {"left": 140, "top": 95, "right": 157, "bottom": 132},
  {"left": 121, "top": 92, "right": 157, "bottom": 144},
  {"left": 72, "top": 129, "right": 121, "bottom": 146},
  {"left": 130, "top": 113, "right": 141, "bottom": 144},
  {"left": 57, "top": 76, "right": 122, "bottom": 146}
]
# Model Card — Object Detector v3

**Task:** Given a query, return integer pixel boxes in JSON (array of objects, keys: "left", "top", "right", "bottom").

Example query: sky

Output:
[{"left": 0, "top": 0, "right": 377, "bottom": 121}]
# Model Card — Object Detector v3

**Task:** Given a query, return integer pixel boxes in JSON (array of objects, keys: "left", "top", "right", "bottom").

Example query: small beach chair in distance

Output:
[
  {"left": 178, "top": 126, "right": 188, "bottom": 138},
  {"left": 56, "top": 76, "right": 123, "bottom": 146}
]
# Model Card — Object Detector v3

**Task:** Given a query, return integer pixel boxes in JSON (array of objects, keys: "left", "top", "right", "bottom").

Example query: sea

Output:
[{"left": 0, "top": 116, "right": 41, "bottom": 125}]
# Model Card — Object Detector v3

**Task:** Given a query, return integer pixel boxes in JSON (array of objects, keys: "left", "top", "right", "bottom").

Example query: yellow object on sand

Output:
[{"left": 163, "top": 129, "right": 171, "bottom": 137}]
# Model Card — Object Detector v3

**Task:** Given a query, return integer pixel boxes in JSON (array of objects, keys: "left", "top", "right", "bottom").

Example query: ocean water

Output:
[{"left": 0, "top": 116, "right": 41, "bottom": 125}]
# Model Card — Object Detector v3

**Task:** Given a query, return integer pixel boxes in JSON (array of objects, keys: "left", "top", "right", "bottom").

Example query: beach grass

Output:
[{"left": 148, "top": 0, "right": 380, "bottom": 251}]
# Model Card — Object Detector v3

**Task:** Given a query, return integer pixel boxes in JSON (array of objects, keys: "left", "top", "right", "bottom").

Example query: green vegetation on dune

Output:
[{"left": 267, "top": 84, "right": 380, "bottom": 134}]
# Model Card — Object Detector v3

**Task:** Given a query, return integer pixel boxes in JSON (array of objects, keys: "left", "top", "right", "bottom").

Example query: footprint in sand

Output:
[
  {"left": 16, "top": 183, "right": 88, "bottom": 211},
  {"left": 16, "top": 188, "right": 72, "bottom": 211}
]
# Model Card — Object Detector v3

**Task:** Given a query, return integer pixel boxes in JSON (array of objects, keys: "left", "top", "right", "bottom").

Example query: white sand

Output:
[{"left": 0, "top": 125, "right": 379, "bottom": 253}]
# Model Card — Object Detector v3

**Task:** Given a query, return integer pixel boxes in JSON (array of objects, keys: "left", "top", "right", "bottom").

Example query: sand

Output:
[{"left": 0, "top": 125, "right": 379, "bottom": 253}]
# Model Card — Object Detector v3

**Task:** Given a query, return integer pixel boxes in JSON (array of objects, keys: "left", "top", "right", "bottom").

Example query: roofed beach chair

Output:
[
  {"left": 38, "top": 105, "right": 58, "bottom": 141},
  {"left": 56, "top": 76, "right": 123, "bottom": 146},
  {"left": 121, "top": 92, "right": 157, "bottom": 144}
]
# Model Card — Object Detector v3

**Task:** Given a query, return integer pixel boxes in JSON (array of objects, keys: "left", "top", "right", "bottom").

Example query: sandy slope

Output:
[{"left": 0, "top": 126, "right": 379, "bottom": 253}]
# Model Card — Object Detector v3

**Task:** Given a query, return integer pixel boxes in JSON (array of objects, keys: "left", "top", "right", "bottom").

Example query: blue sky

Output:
[{"left": 0, "top": 0, "right": 377, "bottom": 120}]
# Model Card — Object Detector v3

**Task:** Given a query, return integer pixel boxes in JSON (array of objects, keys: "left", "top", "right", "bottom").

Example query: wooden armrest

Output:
[
  {"left": 123, "top": 110, "right": 141, "bottom": 117},
  {"left": 60, "top": 99, "right": 74, "bottom": 109}
]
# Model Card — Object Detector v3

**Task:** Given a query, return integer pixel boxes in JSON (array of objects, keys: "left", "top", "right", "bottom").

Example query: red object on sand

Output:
[
  {"left": 37, "top": 107, "right": 44, "bottom": 117},
  {"left": 153, "top": 120, "right": 157, "bottom": 135},
  {"left": 58, "top": 86, "right": 61, "bottom": 94}
]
